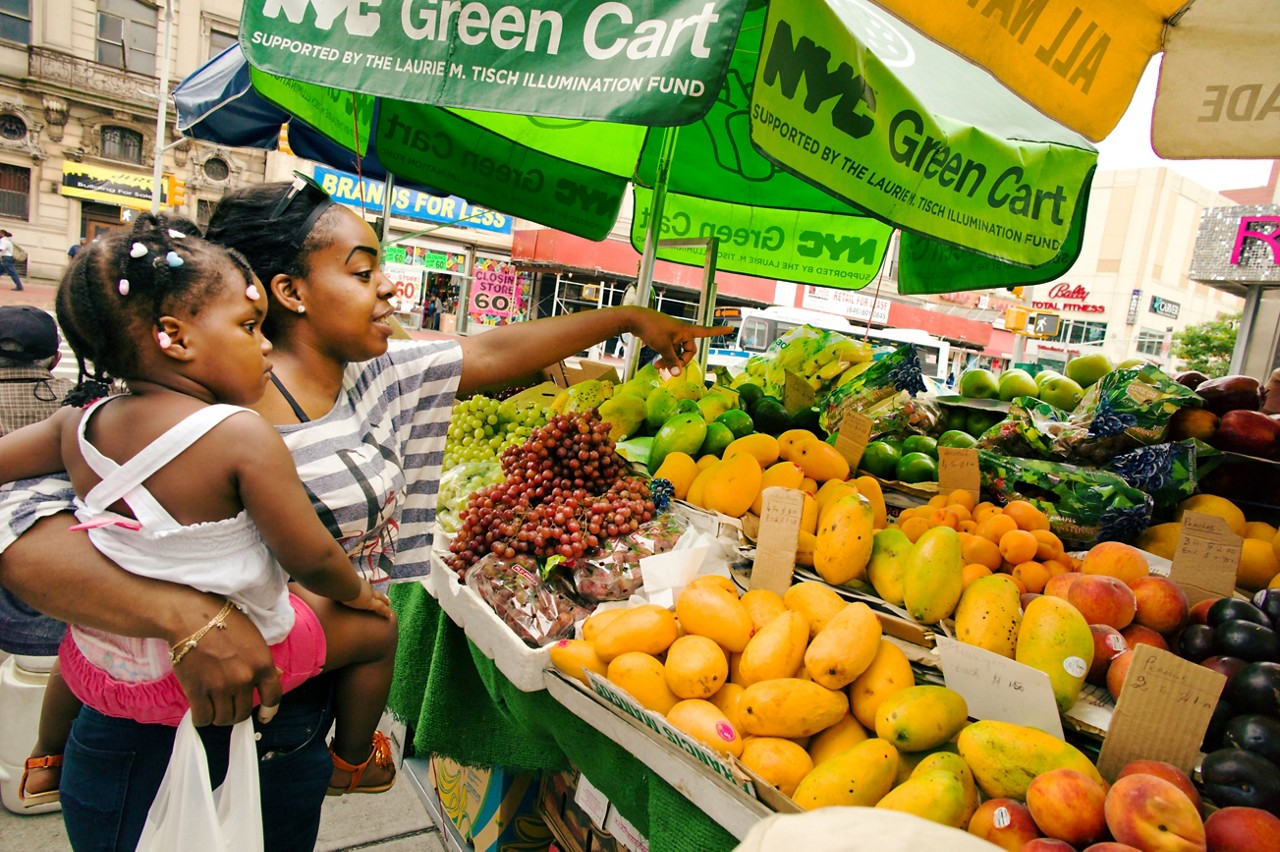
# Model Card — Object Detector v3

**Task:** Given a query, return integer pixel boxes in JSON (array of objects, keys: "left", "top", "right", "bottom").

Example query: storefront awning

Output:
[
  {"left": 61, "top": 162, "right": 162, "bottom": 210},
  {"left": 885, "top": 302, "right": 993, "bottom": 349}
]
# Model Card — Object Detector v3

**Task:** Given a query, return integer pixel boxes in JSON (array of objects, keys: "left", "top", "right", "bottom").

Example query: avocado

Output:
[
  {"left": 1252, "top": 589, "right": 1280, "bottom": 628},
  {"left": 1203, "top": 698, "right": 1236, "bottom": 752},
  {"left": 1224, "top": 714, "right": 1280, "bottom": 766},
  {"left": 1176, "top": 623, "right": 1215, "bottom": 662},
  {"left": 1226, "top": 661, "right": 1280, "bottom": 716},
  {"left": 1209, "top": 598, "right": 1272, "bottom": 629},
  {"left": 1212, "top": 620, "right": 1280, "bottom": 663},
  {"left": 749, "top": 396, "right": 791, "bottom": 436},
  {"left": 1200, "top": 748, "right": 1280, "bottom": 813}
]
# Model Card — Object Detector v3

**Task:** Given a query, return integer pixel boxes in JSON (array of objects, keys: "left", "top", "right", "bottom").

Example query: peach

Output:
[
  {"left": 1204, "top": 806, "right": 1280, "bottom": 852},
  {"left": 1021, "top": 840, "right": 1077, "bottom": 851},
  {"left": 1082, "top": 845, "right": 1142, "bottom": 851},
  {"left": 1187, "top": 597, "right": 1221, "bottom": 626},
  {"left": 1082, "top": 541, "right": 1150, "bottom": 585},
  {"left": 1067, "top": 575, "right": 1137, "bottom": 630},
  {"left": 1107, "top": 650, "right": 1134, "bottom": 701},
  {"left": 967, "top": 797, "right": 1041, "bottom": 851},
  {"left": 1044, "top": 572, "right": 1082, "bottom": 599},
  {"left": 1120, "top": 623, "right": 1170, "bottom": 653},
  {"left": 1087, "top": 625, "right": 1128, "bottom": 685},
  {"left": 1104, "top": 774, "right": 1206, "bottom": 852},
  {"left": 1130, "top": 576, "right": 1190, "bottom": 635},
  {"left": 1116, "top": 760, "right": 1202, "bottom": 815},
  {"left": 1022, "top": 592, "right": 1043, "bottom": 611},
  {"left": 1027, "top": 768, "right": 1108, "bottom": 846}
]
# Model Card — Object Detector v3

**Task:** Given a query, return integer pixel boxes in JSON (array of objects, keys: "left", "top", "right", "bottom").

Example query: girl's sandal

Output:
[
  {"left": 19, "top": 754, "right": 64, "bottom": 808},
  {"left": 326, "top": 730, "right": 396, "bottom": 797}
]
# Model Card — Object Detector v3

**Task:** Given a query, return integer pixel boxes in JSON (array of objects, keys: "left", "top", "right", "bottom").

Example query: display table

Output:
[{"left": 388, "top": 581, "right": 741, "bottom": 852}]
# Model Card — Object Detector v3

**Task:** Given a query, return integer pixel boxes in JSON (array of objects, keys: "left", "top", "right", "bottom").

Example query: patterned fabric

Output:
[{"left": 0, "top": 367, "right": 75, "bottom": 436}]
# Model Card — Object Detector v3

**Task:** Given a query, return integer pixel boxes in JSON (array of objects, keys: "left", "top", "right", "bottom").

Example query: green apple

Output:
[
  {"left": 998, "top": 368, "right": 1040, "bottom": 402},
  {"left": 1116, "top": 357, "right": 1148, "bottom": 369},
  {"left": 1039, "top": 375, "right": 1085, "bottom": 412},
  {"left": 1065, "top": 353, "right": 1114, "bottom": 388},
  {"left": 1034, "top": 369, "right": 1064, "bottom": 388},
  {"left": 958, "top": 368, "right": 999, "bottom": 400}
]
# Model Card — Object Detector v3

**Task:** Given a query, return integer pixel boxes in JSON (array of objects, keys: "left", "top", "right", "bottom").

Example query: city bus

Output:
[{"left": 707, "top": 306, "right": 952, "bottom": 382}]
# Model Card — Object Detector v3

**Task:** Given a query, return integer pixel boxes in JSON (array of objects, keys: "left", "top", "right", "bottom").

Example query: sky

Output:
[{"left": 1094, "top": 57, "right": 1272, "bottom": 194}]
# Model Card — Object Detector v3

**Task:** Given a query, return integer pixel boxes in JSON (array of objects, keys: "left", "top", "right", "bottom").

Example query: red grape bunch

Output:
[{"left": 447, "top": 410, "right": 655, "bottom": 575}]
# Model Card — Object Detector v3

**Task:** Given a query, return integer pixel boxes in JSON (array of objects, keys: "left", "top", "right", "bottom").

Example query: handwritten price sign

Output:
[{"left": 469, "top": 266, "right": 518, "bottom": 317}]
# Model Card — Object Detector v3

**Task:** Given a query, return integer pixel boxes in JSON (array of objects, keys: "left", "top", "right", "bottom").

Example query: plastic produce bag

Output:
[
  {"left": 436, "top": 459, "right": 503, "bottom": 534},
  {"left": 465, "top": 554, "right": 590, "bottom": 647},
  {"left": 137, "top": 711, "right": 262, "bottom": 852},
  {"left": 819, "top": 345, "right": 928, "bottom": 434},
  {"left": 979, "top": 450, "right": 1153, "bottom": 549},
  {"left": 1055, "top": 365, "right": 1202, "bottom": 465},
  {"left": 975, "top": 396, "right": 1073, "bottom": 460},
  {"left": 570, "top": 514, "right": 689, "bottom": 602},
  {"left": 1108, "top": 439, "right": 1221, "bottom": 513}
]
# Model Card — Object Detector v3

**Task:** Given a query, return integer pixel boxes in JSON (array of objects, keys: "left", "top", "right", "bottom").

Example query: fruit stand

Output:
[{"left": 399, "top": 330, "right": 1280, "bottom": 852}]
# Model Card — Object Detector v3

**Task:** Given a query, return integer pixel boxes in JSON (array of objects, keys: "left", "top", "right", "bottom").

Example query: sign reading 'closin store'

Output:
[{"left": 1031, "top": 283, "right": 1105, "bottom": 314}]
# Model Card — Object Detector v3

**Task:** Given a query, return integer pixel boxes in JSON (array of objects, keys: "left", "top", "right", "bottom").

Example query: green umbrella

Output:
[{"left": 221, "top": 0, "right": 1097, "bottom": 294}]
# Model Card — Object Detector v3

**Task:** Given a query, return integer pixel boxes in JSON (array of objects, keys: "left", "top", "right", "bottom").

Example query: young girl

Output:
[{"left": 2, "top": 214, "right": 399, "bottom": 806}]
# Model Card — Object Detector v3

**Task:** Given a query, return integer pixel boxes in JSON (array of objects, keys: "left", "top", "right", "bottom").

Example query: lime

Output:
[
  {"left": 937, "top": 430, "right": 978, "bottom": 449},
  {"left": 715, "top": 409, "right": 755, "bottom": 439},
  {"left": 896, "top": 452, "right": 939, "bottom": 483},
  {"left": 735, "top": 382, "right": 765, "bottom": 408},
  {"left": 945, "top": 408, "right": 969, "bottom": 434},
  {"left": 966, "top": 410, "right": 1005, "bottom": 436},
  {"left": 699, "top": 421, "right": 736, "bottom": 457},
  {"left": 901, "top": 435, "right": 939, "bottom": 459},
  {"left": 749, "top": 396, "right": 791, "bottom": 435},
  {"left": 789, "top": 405, "right": 823, "bottom": 434},
  {"left": 859, "top": 441, "right": 901, "bottom": 479}
]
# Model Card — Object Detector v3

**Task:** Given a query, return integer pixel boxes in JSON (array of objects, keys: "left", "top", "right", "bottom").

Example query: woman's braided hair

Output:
[{"left": 57, "top": 212, "right": 253, "bottom": 405}]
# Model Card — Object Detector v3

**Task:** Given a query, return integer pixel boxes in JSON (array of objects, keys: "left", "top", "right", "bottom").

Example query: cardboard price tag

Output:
[
  {"left": 1096, "top": 645, "right": 1226, "bottom": 781},
  {"left": 750, "top": 487, "right": 806, "bottom": 597},
  {"left": 936, "top": 638, "right": 1064, "bottom": 739},
  {"left": 782, "top": 371, "right": 816, "bottom": 416},
  {"left": 937, "top": 447, "right": 981, "bottom": 501},
  {"left": 833, "top": 412, "right": 873, "bottom": 472},
  {"left": 1169, "top": 511, "right": 1242, "bottom": 605}
]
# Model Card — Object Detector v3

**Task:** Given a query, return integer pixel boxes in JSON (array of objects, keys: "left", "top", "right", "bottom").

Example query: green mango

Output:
[
  {"left": 559, "top": 379, "right": 613, "bottom": 414},
  {"left": 644, "top": 388, "right": 678, "bottom": 433},
  {"left": 617, "top": 363, "right": 661, "bottom": 398},
  {"left": 715, "top": 409, "right": 755, "bottom": 439},
  {"left": 696, "top": 394, "right": 733, "bottom": 423},
  {"left": 675, "top": 398, "right": 701, "bottom": 416},
  {"left": 698, "top": 422, "right": 736, "bottom": 458},
  {"left": 649, "top": 413, "right": 708, "bottom": 474},
  {"left": 597, "top": 394, "right": 647, "bottom": 442}
]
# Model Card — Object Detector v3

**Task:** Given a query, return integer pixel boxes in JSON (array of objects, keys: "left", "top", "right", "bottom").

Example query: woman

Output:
[{"left": 0, "top": 175, "right": 725, "bottom": 850}]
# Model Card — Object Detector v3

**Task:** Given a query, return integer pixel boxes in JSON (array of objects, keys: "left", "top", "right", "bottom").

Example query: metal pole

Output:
[
  {"left": 623, "top": 126, "right": 679, "bottom": 381},
  {"left": 1230, "top": 283, "right": 1260, "bottom": 375},
  {"left": 379, "top": 173, "right": 396, "bottom": 244},
  {"left": 149, "top": 0, "right": 174, "bottom": 214}
]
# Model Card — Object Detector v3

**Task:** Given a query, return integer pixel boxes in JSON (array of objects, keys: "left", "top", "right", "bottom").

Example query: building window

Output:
[
  {"left": 1052, "top": 319, "right": 1108, "bottom": 346},
  {"left": 0, "top": 0, "right": 30, "bottom": 44},
  {"left": 202, "top": 156, "right": 229, "bottom": 182},
  {"left": 209, "top": 28, "right": 236, "bottom": 57},
  {"left": 101, "top": 125, "right": 144, "bottom": 164},
  {"left": 0, "top": 113, "right": 26, "bottom": 141},
  {"left": 1136, "top": 328, "right": 1165, "bottom": 357},
  {"left": 97, "top": 0, "right": 157, "bottom": 75},
  {"left": 196, "top": 198, "right": 215, "bottom": 231},
  {"left": 0, "top": 163, "right": 29, "bottom": 219}
]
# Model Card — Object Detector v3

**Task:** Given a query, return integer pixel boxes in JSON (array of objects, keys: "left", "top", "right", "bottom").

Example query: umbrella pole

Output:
[{"left": 623, "top": 126, "right": 679, "bottom": 382}]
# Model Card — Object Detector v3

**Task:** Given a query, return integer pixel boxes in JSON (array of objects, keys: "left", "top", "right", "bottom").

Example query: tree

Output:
[{"left": 1171, "top": 311, "right": 1239, "bottom": 378}]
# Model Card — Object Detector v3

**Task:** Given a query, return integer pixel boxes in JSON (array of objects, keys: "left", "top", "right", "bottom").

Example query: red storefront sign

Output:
[{"left": 1032, "top": 282, "right": 1105, "bottom": 314}]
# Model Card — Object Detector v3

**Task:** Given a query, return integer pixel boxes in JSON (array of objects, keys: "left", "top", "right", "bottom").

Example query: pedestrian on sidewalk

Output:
[
  {"left": 0, "top": 230, "right": 23, "bottom": 291},
  {"left": 0, "top": 305, "right": 73, "bottom": 436},
  {"left": 67, "top": 238, "right": 86, "bottom": 259}
]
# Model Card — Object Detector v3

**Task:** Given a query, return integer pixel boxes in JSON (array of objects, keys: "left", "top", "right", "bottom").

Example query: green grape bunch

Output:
[{"left": 444, "top": 395, "right": 549, "bottom": 470}]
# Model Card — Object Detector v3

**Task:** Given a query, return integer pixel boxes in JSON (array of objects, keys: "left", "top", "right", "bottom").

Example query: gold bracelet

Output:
[{"left": 169, "top": 599, "right": 236, "bottom": 666}]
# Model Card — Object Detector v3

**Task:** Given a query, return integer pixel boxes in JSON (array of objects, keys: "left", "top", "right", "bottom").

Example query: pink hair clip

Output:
[
  {"left": 117, "top": 278, "right": 130, "bottom": 295},
  {"left": 245, "top": 284, "right": 261, "bottom": 301},
  {"left": 157, "top": 331, "right": 172, "bottom": 349}
]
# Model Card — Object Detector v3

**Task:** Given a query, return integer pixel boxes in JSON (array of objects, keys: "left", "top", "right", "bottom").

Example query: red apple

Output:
[
  {"left": 1130, "top": 576, "right": 1190, "bottom": 635},
  {"left": 1116, "top": 760, "right": 1202, "bottom": 815},
  {"left": 1204, "top": 806, "right": 1280, "bottom": 852},
  {"left": 967, "top": 797, "right": 1041, "bottom": 850},
  {"left": 1120, "top": 623, "right": 1170, "bottom": 653}
]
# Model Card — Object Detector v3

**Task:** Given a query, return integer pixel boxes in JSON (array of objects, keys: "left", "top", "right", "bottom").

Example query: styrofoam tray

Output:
[{"left": 425, "top": 554, "right": 551, "bottom": 692}]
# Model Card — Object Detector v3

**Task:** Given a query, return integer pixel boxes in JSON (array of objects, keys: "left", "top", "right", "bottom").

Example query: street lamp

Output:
[{"left": 149, "top": 0, "right": 174, "bottom": 214}]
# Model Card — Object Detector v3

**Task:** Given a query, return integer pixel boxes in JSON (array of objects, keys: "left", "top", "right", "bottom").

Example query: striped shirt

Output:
[{"left": 0, "top": 338, "right": 462, "bottom": 586}]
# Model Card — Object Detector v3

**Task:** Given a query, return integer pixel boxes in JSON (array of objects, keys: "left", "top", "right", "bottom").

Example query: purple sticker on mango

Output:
[{"left": 715, "top": 722, "right": 736, "bottom": 742}]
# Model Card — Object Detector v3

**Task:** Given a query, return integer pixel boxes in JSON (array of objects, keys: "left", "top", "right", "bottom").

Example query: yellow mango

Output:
[
  {"left": 696, "top": 454, "right": 719, "bottom": 471},
  {"left": 548, "top": 639, "right": 608, "bottom": 686},
  {"left": 954, "top": 574, "right": 1023, "bottom": 659},
  {"left": 876, "top": 769, "right": 968, "bottom": 828},
  {"left": 687, "top": 574, "right": 738, "bottom": 595},
  {"left": 708, "top": 682, "right": 745, "bottom": 730},
  {"left": 702, "top": 452, "right": 763, "bottom": 518},
  {"left": 814, "top": 493, "right": 875, "bottom": 586},
  {"left": 738, "top": 610, "right": 809, "bottom": 687},
  {"left": 799, "top": 476, "right": 819, "bottom": 495},
  {"left": 581, "top": 608, "right": 625, "bottom": 643},
  {"left": 738, "top": 678, "right": 849, "bottom": 738},
  {"left": 751, "top": 462, "right": 805, "bottom": 515},
  {"left": 740, "top": 737, "right": 814, "bottom": 798},
  {"left": 1015, "top": 595, "right": 1094, "bottom": 713},
  {"left": 911, "top": 751, "right": 979, "bottom": 827},
  {"left": 902, "top": 526, "right": 964, "bottom": 623},
  {"left": 848, "top": 638, "right": 915, "bottom": 729},
  {"left": 804, "top": 602, "right": 882, "bottom": 690},
  {"left": 783, "top": 582, "right": 847, "bottom": 639},
  {"left": 893, "top": 743, "right": 958, "bottom": 786},
  {"left": 606, "top": 652, "right": 679, "bottom": 715},
  {"left": 874, "top": 685, "right": 969, "bottom": 753},
  {"left": 866, "top": 528, "right": 913, "bottom": 606},
  {"left": 957, "top": 719, "right": 1106, "bottom": 800},
  {"left": 791, "top": 737, "right": 899, "bottom": 810},
  {"left": 676, "top": 584, "right": 753, "bottom": 652},
  {"left": 663, "top": 635, "right": 729, "bottom": 700},
  {"left": 853, "top": 475, "right": 886, "bottom": 530},
  {"left": 652, "top": 452, "right": 699, "bottom": 501},
  {"left": 799, "top": 492, "right": 818, "bottom": 535},
  {"left": 778, "top": 429, "right": 819, "bottom": 462},
  {"left": 724, "top": 433, "right": 780, "bottom": 467},
  {"left": 739, "top": 589, "right": 787, "bottom": 633},
  {"left": 815, "top": 479, "right": 856, "bottom": 522},
  {"left": 685, "top": 463, "right": 717, "bottom": 508},
  {"left": 665, "top": 699, "right": 743, "bottom": 757},
  {"left": 795, "top": 529, "right": 817, "bottom": 567},
  {"left": 594, "top": 605, "right": 679, "bottom": 662},
  {"left": 806, "top": 714, "right": 869, "bottom": 766},
  {"left": 793, "top": 440, "right": 850, "bottom": 482}
]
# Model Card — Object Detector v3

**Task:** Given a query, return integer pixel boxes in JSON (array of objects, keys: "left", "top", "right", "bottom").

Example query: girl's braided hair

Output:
[{"left": 57, "top": 212, "right": 253, "bottom": 405}]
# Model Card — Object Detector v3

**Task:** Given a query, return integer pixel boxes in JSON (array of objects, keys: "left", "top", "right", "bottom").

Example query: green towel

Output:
[{"left": 388, "top": 582, "right": 738, "bottom": 852}]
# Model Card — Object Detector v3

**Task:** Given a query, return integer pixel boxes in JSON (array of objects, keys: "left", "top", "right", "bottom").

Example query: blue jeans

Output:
[
  {"left": 61, "top": 675, "right": 335, "bottom": 851},
  {"left": 1, "top": 256, "right": 21, "bottom": 289}
]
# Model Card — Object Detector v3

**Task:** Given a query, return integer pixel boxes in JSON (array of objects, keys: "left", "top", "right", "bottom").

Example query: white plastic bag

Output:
[{"left": 137, "top": 710, "right": 263, "bottom": 852}]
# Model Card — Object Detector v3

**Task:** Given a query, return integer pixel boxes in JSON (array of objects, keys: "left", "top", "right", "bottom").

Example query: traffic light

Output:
[
  {"left": 1025, "top": 310, "right": 1062, "bottom": 339},
  {"left": 1003, "top": 306, "right": 1027, "bottom": 333},
  {"left": 167, "top": 176, "right": 186, "bottom": 208}
]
